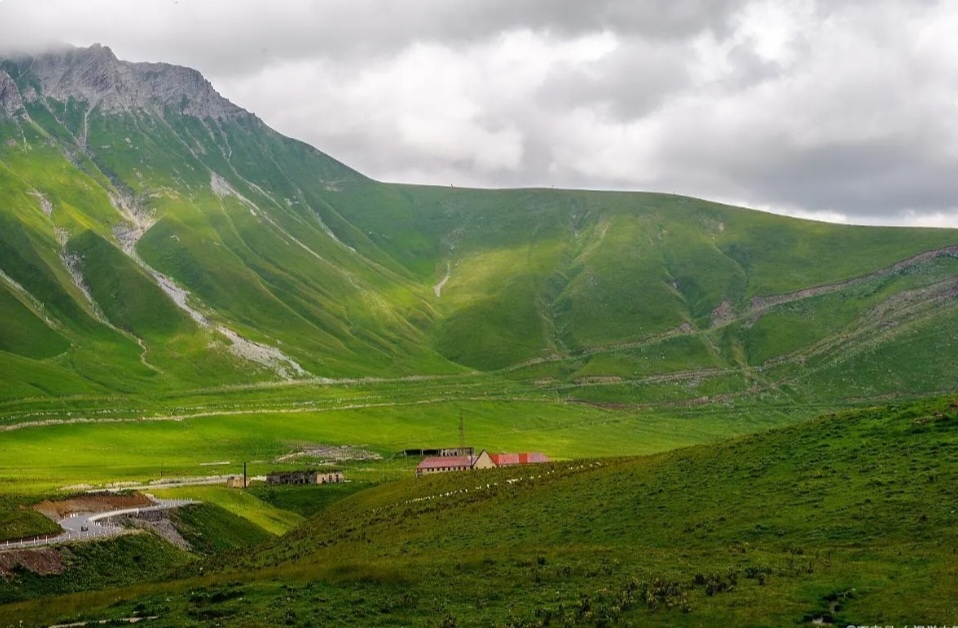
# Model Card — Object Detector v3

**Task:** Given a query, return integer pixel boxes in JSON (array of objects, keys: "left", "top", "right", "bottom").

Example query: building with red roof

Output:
[
  {"left": 489, "top": 452, "right": 550, "bottom": 466},
  {"left": 415, "top": 450, "right": 550, "bottom": 476},
  {"left": 415, "top": 450, "right": 496, "bottom": 477}
]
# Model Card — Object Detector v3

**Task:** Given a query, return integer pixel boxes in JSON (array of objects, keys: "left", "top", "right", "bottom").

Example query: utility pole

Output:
[
  {"left": 243, "top": 462, "right": 247, "bottom": 488},
  {"left": 458, "top": 411, "right": 465, "bottom": 451}
]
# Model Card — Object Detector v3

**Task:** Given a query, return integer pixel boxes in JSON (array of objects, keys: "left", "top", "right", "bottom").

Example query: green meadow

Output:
[
  {"left": 0, "top": 383, "right": 814, "bottom": 493},
  {"left": 2, "top": 396, "right": 955, "bottom": 627}
]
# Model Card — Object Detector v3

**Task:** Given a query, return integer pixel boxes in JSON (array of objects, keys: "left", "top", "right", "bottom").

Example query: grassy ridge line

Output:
[
  {"left": 352, "top": 183, "right": 958, "bottom": 367},
  {"left": 153, "top": 487, "right": 302, "bottom": 536}
]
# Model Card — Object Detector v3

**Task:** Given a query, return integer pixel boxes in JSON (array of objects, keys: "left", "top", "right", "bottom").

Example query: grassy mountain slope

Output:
[
  {"left": 5, "top": 396, "right": 955, "bottom": 627},
  {"left": 0, "top": 45, "right": 956, "bottom": 411}
]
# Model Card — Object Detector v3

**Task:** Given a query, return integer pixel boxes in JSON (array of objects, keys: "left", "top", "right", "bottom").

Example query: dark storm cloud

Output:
[{"left": 1, "top": 0, "right": 956, "bottom": 226}]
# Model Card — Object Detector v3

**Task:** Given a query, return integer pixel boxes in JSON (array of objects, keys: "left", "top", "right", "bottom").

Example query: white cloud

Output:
[
  {"left": 216, "top": 30, "right": 618, "bottom": 182},
  {"left": 1, "top": 0, "right": 957, "bottom": 227}
]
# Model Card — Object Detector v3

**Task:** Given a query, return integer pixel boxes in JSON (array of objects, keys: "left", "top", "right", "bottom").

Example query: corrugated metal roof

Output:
[{"left": 416, "top": 455, "right": 474, "bottom": 471}]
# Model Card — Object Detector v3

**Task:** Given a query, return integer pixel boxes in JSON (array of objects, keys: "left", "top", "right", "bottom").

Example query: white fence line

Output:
[{"left": 1, "top": 499, "right": 198, "bottom": 551}]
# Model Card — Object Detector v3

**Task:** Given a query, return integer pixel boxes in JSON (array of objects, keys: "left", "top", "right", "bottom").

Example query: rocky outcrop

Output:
[
  {"left": 4, "top": 43, "right": 246, "bottom": 121},
  {"left": 0, "top": 69, "right": 25, "bottom": 116}
]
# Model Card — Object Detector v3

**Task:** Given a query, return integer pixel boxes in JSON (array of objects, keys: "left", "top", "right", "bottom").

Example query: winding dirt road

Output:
[{"left": 0, "top": 498, "right": 196, "bottom": 552}]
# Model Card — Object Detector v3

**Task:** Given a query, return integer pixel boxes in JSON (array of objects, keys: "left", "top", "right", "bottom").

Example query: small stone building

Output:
[
  {"left": 266, "top": 470, "right": 346, "bottom": 485},
  {"left": 266, "top": 470, "right": 313, "bottom": 486},
  {"left": 314, "top": 471, "right": 345, "bottom": 484},
  {"left": 226, "top": 475, "right": 249, "bottom": 488}
]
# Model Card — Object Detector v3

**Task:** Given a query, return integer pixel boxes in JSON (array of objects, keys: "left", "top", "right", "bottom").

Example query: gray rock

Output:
[
  {"left": 3, "top": 43, "right": 247, "bottom": 121},
  {"left": 0, "top": 70, "right": 25, "bottom": 116}
]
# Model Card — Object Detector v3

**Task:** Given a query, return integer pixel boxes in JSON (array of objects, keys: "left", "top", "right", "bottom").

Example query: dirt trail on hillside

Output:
[
  {"left": 434, "top": 262, "right": 451, "bottom": 297},
  {"left": 747, "top": 244, "right": 958, "bottom": 314},
  {"left": 0, "top": 395, "right": 527, "bottom": 434}
]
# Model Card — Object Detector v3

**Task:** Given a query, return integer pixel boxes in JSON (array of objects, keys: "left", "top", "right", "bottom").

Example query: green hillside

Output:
[
  {"left": 0, "top": 46, "right": 956, "bottom": 412},
  {"left": 5, "top": 397, "right": 955, "bottom": 626}
]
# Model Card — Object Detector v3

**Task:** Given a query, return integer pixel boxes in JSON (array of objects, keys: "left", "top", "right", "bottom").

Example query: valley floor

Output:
[{"left": 0, "top": 396, "right": 956, "bottom": 627}]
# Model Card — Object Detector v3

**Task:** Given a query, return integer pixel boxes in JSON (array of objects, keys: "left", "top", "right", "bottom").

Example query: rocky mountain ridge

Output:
[{"left": 0, "top": 43, "right": 245, "bottom": 120}]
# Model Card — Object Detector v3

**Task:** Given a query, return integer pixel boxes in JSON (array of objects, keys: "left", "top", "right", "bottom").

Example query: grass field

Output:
[
  {"left": 0, "top": 381, "right": 823, "bottom": 495},
  {"left": 2, "top": 396, "right": 955, "bottom": 627},
  {"left": 152, "top": 487, "right": 302, "bottom": 536}
]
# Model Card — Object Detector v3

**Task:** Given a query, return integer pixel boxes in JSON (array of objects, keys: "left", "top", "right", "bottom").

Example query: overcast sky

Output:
[{"left": 1, "top": 0, "right": 957, "bottom": 227}]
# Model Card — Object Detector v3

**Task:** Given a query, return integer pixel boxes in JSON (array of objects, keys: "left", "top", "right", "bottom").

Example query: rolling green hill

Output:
[
  {"left": 0, "top": 44, "right": 956, "bottom": 413},
  {"left": 4, "top": 396, "right": 955, "bottom": 626}
]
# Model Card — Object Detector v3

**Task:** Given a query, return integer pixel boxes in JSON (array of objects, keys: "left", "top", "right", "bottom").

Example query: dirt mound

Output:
[
  {"left": 34, "top": 492, "right": 153, "bottom": 520},
  {"left": 124, "top": 515, "right": 191, "bottom": 551},
  {"left": 276, "top": 444, "right": 381, "bottom": 463},
  {"left": 0, "top": 548, "right": 65, "bottom": 576}
]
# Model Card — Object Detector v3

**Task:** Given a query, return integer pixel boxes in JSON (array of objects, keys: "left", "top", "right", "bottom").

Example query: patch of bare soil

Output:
[
  {"left": 117, "top": 512, "right": 190, "bottom": 551},
  {"left": 33, "top": 492, "right": 153, "bottom": 520},
  {"left": 710, "top": 300, "right": 736, "bottom": 327},
  {"left": 276, "top": 444, "right": 382, "bottom": 463},
  {"left": 0, "top": 548, "right": 66, "bottom": 576},
  {"left": 572, "top": 376, "right": 624, "bottom": 385}
]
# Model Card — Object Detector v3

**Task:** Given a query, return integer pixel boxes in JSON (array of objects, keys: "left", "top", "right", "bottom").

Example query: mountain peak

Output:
[{"left": 0, "top": 44, "right": 246, "bottom": 121}]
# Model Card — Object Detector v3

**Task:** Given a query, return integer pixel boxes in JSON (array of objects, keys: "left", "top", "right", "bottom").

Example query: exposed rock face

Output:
[
  {"left": 2, "top": 43, "right": 247, "bottom": 121},
  {"left": 0, "top": 69, "right": 25, "bottom": 116}
]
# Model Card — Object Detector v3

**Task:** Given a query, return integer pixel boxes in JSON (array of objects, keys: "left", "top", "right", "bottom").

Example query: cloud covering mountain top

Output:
[{"left": 1, "top": 0, "right": 956, "bottom": 227}]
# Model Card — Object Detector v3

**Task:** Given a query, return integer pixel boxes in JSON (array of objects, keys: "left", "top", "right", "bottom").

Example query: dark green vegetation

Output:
[{"left": 3, "top": 397, "right": 956, "bottom": 626}]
